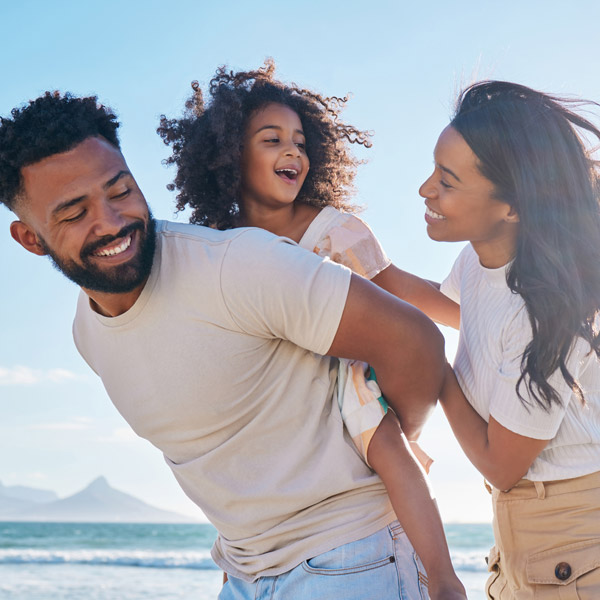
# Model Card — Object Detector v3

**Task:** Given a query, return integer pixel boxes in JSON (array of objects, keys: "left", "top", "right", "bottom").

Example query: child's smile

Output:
[
  {"left": 275, "top": 167, "right": 299, "bottom": 182},
  {"left": 240, "top": 103, "right": 310, "bottom": 212}
]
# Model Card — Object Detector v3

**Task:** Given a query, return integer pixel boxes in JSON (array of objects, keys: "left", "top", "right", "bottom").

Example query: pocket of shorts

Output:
[
  {"left": 302, "top": 534, "right": 396, "bottom": 576},
  {"left": 389, "top": 521, "right": 429, "bottom": 600},
  {"left": 485, "top": 546, "right": 507, "bottom": 599},
  {"left": 526, "top": 538, "right": 600, "bottom": 598},
  {"left": 302, "top": 554, "right": 395, "bottom": 576}
]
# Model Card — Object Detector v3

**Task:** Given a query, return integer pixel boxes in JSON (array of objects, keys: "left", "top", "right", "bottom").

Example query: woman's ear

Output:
[
  {"left": 504, "top": 205, "right": 520, "bottom": 224},
  {"left": 10, "top": 220, "right": 48, "bottom": 256}
]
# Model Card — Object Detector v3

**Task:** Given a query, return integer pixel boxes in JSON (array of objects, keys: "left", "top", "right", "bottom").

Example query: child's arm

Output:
[
  {"left": 439, "top": 363, "right": 549, "bottom": 491},
  {"left": 368, "top": 412, "right": 467, "bottom": 600},
  {"left": 372, "top": 264, "right": 460, "bottom": 329}
]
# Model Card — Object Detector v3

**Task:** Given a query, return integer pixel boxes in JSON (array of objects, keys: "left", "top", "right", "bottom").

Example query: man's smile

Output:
[{"left": 92, "top": 233, "right": 133, "bottom": 257}]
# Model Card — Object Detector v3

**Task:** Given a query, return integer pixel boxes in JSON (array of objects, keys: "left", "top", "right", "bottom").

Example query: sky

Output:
[{"left": 2, "top": 0, "right": 600, "bottom": 522}]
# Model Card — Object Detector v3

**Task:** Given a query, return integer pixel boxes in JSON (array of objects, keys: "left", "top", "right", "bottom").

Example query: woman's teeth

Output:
[{"left": 426, "top": 207, "right": 446, "bottom": 220}]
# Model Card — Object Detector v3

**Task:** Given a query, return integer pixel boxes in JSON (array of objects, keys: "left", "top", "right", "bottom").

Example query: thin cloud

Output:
[
  {"left": 97, "top": 427, "right": 139, "bottom": 443},
  {"left": 29, "top": 420, "right": 91, "bottom": 431},
  {"left": 0, "top": 365, "right": 81, "bottom": 386}
]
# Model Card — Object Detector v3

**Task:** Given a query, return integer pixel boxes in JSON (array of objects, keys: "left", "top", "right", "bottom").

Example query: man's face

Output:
[{"left": 12, "top": 136, "right": 155, "bottom": 295}]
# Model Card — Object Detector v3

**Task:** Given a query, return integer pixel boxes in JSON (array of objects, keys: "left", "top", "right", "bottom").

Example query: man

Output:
[{"left": 1, "top": 92, "right": 446, "bottom": 599}]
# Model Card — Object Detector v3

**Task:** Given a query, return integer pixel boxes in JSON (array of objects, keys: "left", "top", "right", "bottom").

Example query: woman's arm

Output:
[
  {"left": 439, "top": 364, "right": 549, "bottom": 490},
  {"left": 372, "top": 264, "right": 460, "bottom": 329}
]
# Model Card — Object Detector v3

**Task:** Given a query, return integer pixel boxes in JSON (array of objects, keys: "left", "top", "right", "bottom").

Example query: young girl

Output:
[
  {"left": 418, "top": 81, "right": 600, "bottom": 599},
  {"left": 158, "top": 61, "right": 465, "bottom": 599}
]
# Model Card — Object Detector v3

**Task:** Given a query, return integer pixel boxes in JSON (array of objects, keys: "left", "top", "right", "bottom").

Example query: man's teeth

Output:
[
  {"left": 426, "top": 207, "right": 446, "bottom": 220},
  {"left": 93, "top": 235, "right": 132, "bottom": 257}
]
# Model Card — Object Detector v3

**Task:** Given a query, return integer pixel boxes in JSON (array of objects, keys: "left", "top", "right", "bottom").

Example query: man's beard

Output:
[{"left": 40, "top": 215, "right": 157, "bottom": 294}]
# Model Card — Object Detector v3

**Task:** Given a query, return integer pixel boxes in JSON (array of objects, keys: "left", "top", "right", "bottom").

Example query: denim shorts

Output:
[{"left": 218, "top": 520, "right": 429, "bottom": 600}]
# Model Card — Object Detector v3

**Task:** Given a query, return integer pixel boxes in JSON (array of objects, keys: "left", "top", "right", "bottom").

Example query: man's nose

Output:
[{"left": 89, "top": 198, "right": 127, "bottom": 235}]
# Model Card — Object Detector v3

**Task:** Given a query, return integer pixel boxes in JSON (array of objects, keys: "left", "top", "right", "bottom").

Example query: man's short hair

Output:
[{"left": 0, "top": 91, "right": 120, "bottom": 210}]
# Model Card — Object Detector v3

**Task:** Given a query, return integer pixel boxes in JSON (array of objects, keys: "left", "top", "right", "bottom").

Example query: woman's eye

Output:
[{"left": 440, "top": 180, "right": 452, "bottom": 189}]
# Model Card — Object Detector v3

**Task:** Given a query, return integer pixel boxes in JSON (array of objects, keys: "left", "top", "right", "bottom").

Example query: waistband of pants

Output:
[{"left": 493, "top": 469, "right": 600, "bottom": 501}]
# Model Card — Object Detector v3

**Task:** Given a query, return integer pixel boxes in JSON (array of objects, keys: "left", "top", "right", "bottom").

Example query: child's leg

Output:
[
  {"left": 337, "top": 359, "right": 465, "bottom": 599},
  {"left": 368, "top": 412, "right": 466, "bottom": 600}
]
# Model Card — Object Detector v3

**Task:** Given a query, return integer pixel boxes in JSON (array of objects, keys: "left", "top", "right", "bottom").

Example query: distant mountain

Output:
[
  {"left": 0, "top": 477, "right": 196, "bottom": 523},
  {"left": 0, "top": 481, "right": 58, "bottom": 504}
]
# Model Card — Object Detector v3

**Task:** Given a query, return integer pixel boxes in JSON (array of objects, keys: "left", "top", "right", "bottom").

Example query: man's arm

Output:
[{"left": 327, "top": 274, "right": 446, "bottom": 439}]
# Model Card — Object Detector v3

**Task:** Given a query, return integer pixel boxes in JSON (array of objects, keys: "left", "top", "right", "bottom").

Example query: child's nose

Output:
[{"left": 283, "top": 141, "right": 300, "bottom": 156}]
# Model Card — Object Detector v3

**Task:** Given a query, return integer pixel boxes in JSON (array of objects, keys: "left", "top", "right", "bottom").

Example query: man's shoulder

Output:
[{"left": 157, "top": 220, "right": 282, "bottom": 249}]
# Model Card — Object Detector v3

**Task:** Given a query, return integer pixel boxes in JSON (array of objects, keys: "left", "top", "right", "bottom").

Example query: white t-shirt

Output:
[
  {"left": 441, "top": 244, "right": 600, "bottom": 481},
  {"left": 73, "top": 220, "right": 394, "bottom": 581}
]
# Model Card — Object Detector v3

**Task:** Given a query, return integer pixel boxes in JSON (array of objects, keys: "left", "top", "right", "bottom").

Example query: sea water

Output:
[{"left": 0, "top": 522, "right": 492, "bottom": 599}]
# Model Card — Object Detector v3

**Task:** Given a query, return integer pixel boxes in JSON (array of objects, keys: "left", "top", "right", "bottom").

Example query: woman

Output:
[{"left": 418, "top": 81, "right": 600, "bottom": 598}]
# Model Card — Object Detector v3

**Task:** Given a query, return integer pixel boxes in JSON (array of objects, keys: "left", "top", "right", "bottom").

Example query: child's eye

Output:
[
  {"left": 296, "top": 142, "right": 306, "bottom": 149},
  {"left": 265, "top": 138, "right": 280, "bottom": 143}
]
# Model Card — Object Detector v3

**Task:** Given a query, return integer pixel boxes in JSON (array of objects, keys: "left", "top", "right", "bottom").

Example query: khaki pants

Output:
[{"left": 485, "top": 471, "right": 600, "bottom": 599}]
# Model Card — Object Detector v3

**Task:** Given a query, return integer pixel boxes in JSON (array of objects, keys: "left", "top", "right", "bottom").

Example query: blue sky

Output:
[{"left": 2, "top": 0, "right": 600, "bottom": 521}]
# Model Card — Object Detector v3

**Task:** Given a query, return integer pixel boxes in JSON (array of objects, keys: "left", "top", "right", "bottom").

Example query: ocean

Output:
[{"left": 0, "top": 521, "right": 493, "bottom": 599}]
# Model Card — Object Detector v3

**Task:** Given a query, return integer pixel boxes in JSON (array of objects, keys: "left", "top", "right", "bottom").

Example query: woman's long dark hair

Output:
[{"left": 452, "top": 81, "right": 600, "bottom": 410}]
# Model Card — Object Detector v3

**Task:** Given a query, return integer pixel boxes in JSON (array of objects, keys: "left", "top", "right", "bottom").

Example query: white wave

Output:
[
  {"left": 0, "top": 548, "right": 489, "bottom": 573},
  {"left": 451, "top": 550, "right": 489, "bottom": 573},
  {"left": 0, "top": 549, "right": 219, "bottom": 570}
]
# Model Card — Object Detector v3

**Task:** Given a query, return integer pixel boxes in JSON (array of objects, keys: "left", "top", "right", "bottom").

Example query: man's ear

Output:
[{"left": 10, "top": 220, "right": 47, "bottom": 256}]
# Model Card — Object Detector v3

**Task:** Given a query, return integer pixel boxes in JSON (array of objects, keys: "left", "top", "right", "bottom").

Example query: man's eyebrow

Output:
[
  {"left": 254, "top": 124, "right": 305, "bottom": 136},
  {"left": 51, "top": 170, "right": 131, "bottom": 218},
  {"left": 438, "top": 163, "right": 462, "bottom": 183},
  {"left": 104, "top": 170, "right": 131, "bottom": 189}
]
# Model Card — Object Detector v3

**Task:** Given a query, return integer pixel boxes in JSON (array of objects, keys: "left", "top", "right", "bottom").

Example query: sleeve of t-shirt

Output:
[
  {"left": 219, "top": 228, "right": 352, "bottom": 356},
  {"left": 440, "top": 244, "right": 471, "bottom": 304},
  {"left": 313, "top": 213, "right": 391, "bottom": 280},
  {"left": 489, "top": 306, "right": 589, "bottom": 439}
]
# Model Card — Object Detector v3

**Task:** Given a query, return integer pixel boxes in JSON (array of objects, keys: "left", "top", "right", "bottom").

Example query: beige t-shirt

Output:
[{"left": 73, "top": 221, "right": 394, "bottom": 581}]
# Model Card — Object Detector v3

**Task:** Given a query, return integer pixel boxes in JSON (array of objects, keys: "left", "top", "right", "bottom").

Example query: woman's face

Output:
[{"left": 419, "top": 126, "right": 518, "bottom": 267}]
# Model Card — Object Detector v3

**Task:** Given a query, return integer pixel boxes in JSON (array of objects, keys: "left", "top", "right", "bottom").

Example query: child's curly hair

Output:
[{"left": 158, "top": 59, "right": 371, "bottom": 229}]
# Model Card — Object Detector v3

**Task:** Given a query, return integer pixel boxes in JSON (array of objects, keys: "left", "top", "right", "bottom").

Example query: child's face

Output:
[
  {"left": 419, "top": 126, "right": 518, "bottom": 259},
  {"left": 240, "top": 103, "right": 309, "bottom": 212}
]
